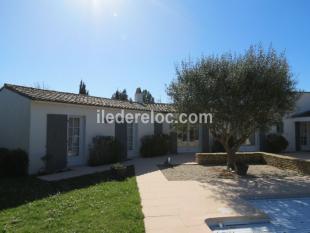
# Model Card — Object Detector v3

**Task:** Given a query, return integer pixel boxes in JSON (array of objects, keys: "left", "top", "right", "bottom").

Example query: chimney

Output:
[{"left": 135, "top": 87, "right": 143, "bottom": 103}]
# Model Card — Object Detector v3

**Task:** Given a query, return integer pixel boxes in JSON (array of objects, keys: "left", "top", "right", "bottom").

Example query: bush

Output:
[
  {"left": 265, "top": 133, "right": 288, "bottom": 153},
  {"left": 211, "top": 140, "right": 225, "bottom": 152},
  {"left": 0, "top": 148, "right": 29, "bottom": 177},
  {"left": 88, "top": 136, "right": 122, "bottom": 166},
  {"left": 110, "top": 163, "right": 127, "bottom": 180},
  {"left": 140, "top": 134, "right": 171, "bottom": 157}
]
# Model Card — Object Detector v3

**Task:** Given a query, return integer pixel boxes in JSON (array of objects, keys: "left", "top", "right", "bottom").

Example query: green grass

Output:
[{"left": 0, "top": 167, "right": 145, "bottom": 233}]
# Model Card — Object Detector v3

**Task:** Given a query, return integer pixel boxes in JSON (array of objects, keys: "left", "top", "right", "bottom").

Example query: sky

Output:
[{"left": 0, "top": 0, "right": 309, "bottom": 102}]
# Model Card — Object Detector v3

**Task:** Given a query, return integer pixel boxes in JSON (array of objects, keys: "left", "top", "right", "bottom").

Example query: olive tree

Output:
[{"left": 167, "top": 45, "right": 298, "bottom": 171}]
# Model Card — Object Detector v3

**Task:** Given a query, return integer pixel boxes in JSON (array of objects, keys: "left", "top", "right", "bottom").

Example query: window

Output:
[
  {"left": 300, "top": 122, "right": 310, "bottom": 146},
  {"left": 177, "top": 124, "right": 199, "bottom": 147},
  {"left": 189, "top": 125, "right": 199, "bottom": 141},
  {"left": 67, "top": 117, "right": 80, "bottom": 156},
  {"left": 243, "top": 133, "right": 256, "bottom": 146},
  {"left": 276, "top": 121, "right": 284, "bottom": 134}
]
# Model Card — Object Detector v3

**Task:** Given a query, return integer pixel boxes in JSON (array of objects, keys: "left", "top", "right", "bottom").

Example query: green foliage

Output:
[
  {"left": 265, "top": 133, "right": 288, "bottom": 153},
  {"left": 142, "top": 89, "right": 155, "bottom": 103},
  {"left": 168, "top": 44, "right": 298, "bottom": 166},
  {"left": 79, "top": 80, "right": 89, "bottom": 95},
  {"left": 111, "top": 89, "right": 128, "bottom": 101},
  {"left": 0, "top": 171, "right": 144, "bottom": 233},
  {"left": 136, "top": 87, "right": 155, "bottom": 103},
  {"left": 88, "top": 136, "right": 122, "bottom": 166},
  {"left": 110, "top": 163, "right": 127, "bottom": 180},
  {"left": 111, "top": 163, "right": 126, "bottom": 170},
  {"left": 140, "top": 134, "right": 171, "bottom": 157},
  {"left": 0, "top": 148, "right": 28, "bottom": 177},
  {"left": 211, "top": 140, "right": 225, "bottom": 152}
]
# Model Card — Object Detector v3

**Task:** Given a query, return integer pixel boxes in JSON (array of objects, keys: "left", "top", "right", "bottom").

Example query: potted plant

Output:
[{"left": 110, "top": 163, "right": 127, "bottom": 180}]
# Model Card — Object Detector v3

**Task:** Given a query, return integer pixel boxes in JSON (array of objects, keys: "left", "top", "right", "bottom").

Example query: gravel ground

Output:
[
  {"left": 159, "top": 164, "right": 302, "bottom": 182},
  {"left": 159, "top": 164, "right": 310, "bottom": 196}
]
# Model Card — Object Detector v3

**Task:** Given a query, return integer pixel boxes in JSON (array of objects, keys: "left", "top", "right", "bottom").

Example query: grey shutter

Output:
[
  {"left": 201, "top": 124, "right": 210, "bottom": 152},
  {"left": 46, "top": 114, "right": 68, "bottom": 173},
  {"left": 154, "top": 122, "right": 163, "bottom": 135},
  {"left": 295, "top": 122, "right": 301, "bottom": 151},
  {"left": 169, "top": 132, "right": 177, "bottom": 154},
  {"left": 115, "top": 121, "right": 127, "bottom": 160},
  {"left": 259, "top": 130, "right": 266, "bottom": 151}
]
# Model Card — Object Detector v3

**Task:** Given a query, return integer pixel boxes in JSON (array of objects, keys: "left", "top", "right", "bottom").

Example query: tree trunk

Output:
[{"left": 226, "top": 150, "right": 237, "bottom": 171}]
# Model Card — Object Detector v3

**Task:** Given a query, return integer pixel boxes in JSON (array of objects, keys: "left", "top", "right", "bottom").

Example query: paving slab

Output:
[{"left": 133, "top": 154, "right": 264, "bottom": 233}]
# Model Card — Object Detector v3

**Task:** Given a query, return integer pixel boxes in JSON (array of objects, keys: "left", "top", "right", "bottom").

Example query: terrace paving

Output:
[{"left": 134, "top": 154, "right": 267, "bottom": 233}]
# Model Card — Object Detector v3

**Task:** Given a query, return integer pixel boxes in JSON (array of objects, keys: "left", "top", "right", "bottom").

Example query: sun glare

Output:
[{"left": 69, "top": 0, "right": 123, "bottom": 16}]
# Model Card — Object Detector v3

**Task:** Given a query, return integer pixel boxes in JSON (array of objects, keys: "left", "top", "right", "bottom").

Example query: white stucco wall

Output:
[
  {"left": 29, "top": 102, "right": 113, "bottom": 173},
  {"left": 0, "top": 88, "right": 30, "bottom": 153},
  {"left": 293, "top": 92, "right": 310, "bottom": 114},
  {"left": 28, "top": 101, "right": 161, "bottom": 174},
  {"left": 280, "top": 93, "right": 310, "bottom": 152}
]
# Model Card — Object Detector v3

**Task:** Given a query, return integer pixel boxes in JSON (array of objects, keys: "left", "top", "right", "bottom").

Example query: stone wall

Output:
[
  {"left": 195, "top": 152, "right": 310, "bottom": 175},
  {"left": 195, "top": 152, "right": 265, "bottom": 166}
]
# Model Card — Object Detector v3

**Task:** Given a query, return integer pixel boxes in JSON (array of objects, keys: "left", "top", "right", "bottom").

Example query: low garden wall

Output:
[{"left": 195, "top": 152, "right": 310, "bottom": 175}]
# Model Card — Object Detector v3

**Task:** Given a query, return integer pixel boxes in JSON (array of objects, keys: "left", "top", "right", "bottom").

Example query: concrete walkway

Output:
[
  {"left": 39, "top": 163, "right": 113, "bottom": 181},
  {"left": 134, "top": 154, "right": 264, "bottom": 233}
]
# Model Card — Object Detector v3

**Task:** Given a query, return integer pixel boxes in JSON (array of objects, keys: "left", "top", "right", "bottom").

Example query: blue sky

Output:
[{"left": 0, "top": 0, "right": 309, "bottom": 102}]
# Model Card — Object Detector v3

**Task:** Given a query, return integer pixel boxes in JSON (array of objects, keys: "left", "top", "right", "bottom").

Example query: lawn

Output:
[{"left": 0, "top": 166, "right": 145, "bottom": 233}]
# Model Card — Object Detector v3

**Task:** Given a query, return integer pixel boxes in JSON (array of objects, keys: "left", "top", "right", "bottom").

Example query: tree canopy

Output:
[
  {"left": 142, "top": 89, "right": 155, "bottom": 104},
  {"left": 79, "top": 80, "right": 89, "bottom": 95},
  {"left": 112, "top": 89, "right": 128, "bottom": 101},
  {"left": 167, "top": 45, "right": 298, "bottom": 170}
]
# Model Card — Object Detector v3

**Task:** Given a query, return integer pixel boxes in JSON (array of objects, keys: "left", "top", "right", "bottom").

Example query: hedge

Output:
[
  {"left": 140, "top": 134, "right": 173, "bottom": 157},
  {"left": 88, "top": 136, "right": 122, "bottom": 166},
  {"left": 0, "top": 148, "right": 29, "bottom": 177}
]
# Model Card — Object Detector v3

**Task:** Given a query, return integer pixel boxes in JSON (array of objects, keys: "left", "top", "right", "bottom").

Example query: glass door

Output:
[
  {"left": 67, "top": 116, "right": 84, "bottom": 166},
  {"left": 177, "top": 124, "right": 199, "bottom": 152},
  {"left": 300, "top": 122, "right": 310, "bottom": 151},
  {"left": 67, "top": 117, "right": 80, "bottom": 157},
  {"left": 127, "top": 122, "right": 137, "bottom": 158}
]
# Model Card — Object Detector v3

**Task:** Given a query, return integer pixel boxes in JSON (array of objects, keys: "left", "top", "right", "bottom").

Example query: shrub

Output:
[
  {"left": 140, "top": 134, "right": 170, "bottom": 157},
  {"left": 0, "top": 148, "right": 29, "bottom": 177},
  {"left": 265, "top": 133, "right": 288, "bottom": 153},
  {"left": 211, "top": 140, "right": 225, "bottom": 152},
  {"left": 88, "top": 136, "right": 122, "bottom": 166},
  {"left": 110, "top": 163, "right": 127, "bottom": 180}
]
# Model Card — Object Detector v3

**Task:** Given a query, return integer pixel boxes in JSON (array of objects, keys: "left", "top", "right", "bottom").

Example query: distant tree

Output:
[
  {"left": 79, "top": 80, "right": 89, "bottom": 95},
  {"left": 33, "top": 82, "right": 49, "bottom": 90},
  {"left": 112, "top": 89, "right": 128, "bottom": 101},
  {"left": 167, "top": 45, "right": 298, "bottom": 172},
  {"left": 142, "top": 89, "right": 155, "bottom": 104}
]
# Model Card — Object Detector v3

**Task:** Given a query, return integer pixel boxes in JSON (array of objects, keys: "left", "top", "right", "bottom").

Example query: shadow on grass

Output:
[{"left": 0, "top": 165, "right": 135, "bottom": 211}]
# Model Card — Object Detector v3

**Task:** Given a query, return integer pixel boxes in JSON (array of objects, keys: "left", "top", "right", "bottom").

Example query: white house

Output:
[{"left": 0, "top": 84, "right": 309, "bottom": 174}]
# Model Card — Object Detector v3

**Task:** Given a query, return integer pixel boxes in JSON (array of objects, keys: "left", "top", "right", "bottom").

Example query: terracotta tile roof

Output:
[{"left": 3, "top": 84, "right": 175, "bottom": 113}]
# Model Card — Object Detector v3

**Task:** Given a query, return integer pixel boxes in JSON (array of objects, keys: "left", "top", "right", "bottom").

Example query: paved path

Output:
[
  {"left": 39, "top": 163, "right": 113, "bottom": 181},
  {"left": 134, "top": 154, "right": 263, "bottom": 233}
]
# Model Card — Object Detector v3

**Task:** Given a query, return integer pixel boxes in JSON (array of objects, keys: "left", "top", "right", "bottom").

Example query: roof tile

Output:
[{"left": 3, "top": 84, "right": 174, "bottom": 113}]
